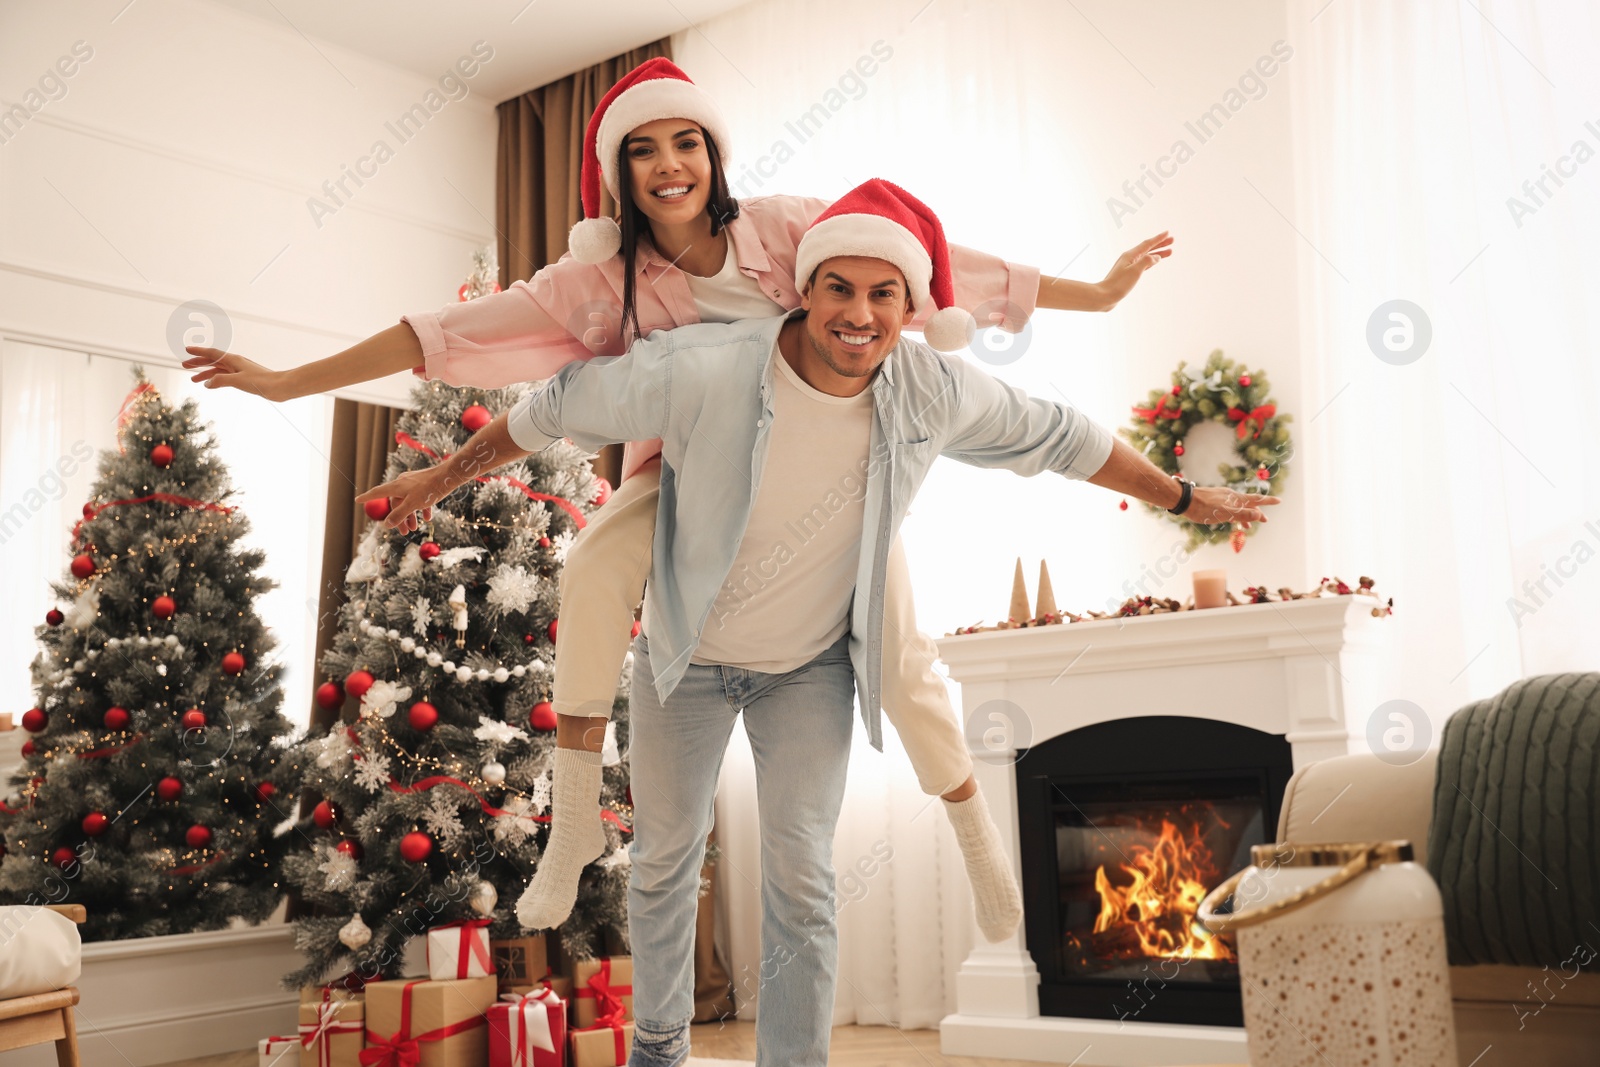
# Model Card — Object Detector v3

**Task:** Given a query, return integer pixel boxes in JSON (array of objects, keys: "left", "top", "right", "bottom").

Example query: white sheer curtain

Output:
[
  {"left": 1284, "top": 0, "right": 1600, "bottom": 720},
  {"left": 0, "top": 343, "right": 333, "bottom": 733}
]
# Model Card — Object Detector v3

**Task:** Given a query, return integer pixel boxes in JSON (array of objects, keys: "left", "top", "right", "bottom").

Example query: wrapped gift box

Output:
[
  {"left": 491, "top": 935, "right": 548, "bottom": 990},
  {"left": 299, "top": 982, "right": 365, "bottom": 1006},
  {"left": 505, "top": 974, "right": 572, "bottom": 1004},
  {"left": 569, "top": 957, "right": 632, "bottom": 1029},
  {"left": 259, "top": 1036, "right": 301, "bottom": 1067},
  {"left": 364, "top": 975, "right": 497, "bottom": 1067},
  {"left": 427, "top": 918, "right": 495, "bottom": 981},
  {"left": 488, "top": 987, "right": 567, "bottom": 1067},
  {"left": 297, "top": 996, "right": 364, "bottom": 1067},
  {"left": 568, "top": 1022, "right": 633, "bottom": 1067}
]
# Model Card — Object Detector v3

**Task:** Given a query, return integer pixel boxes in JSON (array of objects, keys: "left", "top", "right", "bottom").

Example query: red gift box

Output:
[{"left": 488, "top": 987, "right": 567, "bottom": 1067}]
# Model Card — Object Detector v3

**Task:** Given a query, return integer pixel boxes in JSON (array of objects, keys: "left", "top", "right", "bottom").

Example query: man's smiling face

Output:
[{"left": 799, "top": 255, "right": 916, "bottom": 382}]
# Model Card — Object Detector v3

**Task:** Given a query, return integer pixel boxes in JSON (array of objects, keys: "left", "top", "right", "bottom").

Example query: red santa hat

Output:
[
  {"left": 568, "top": 58, "right": 732, "bottom": 264},
  {"left": 793, "top": 179, "right": 976, "bottom": 352}
]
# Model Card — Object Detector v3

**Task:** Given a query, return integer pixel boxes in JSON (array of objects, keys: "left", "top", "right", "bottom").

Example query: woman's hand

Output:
[
  {"left": 1098, "top": 231, "right": 1175, "bottom": 309},
  {"left": 1185, "top": 486, "right": 1280, "bottom": 529},
  {"left": 358, "top": 468, "right": 450, "bottom": 534},
  {"left": 182, "top": 347, "right": 292, "bottom": 401}
]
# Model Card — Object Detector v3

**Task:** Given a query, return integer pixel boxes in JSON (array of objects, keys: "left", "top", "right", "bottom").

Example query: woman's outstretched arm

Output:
[{"left": 183, "top": 323, "right": 423, "bottom": 401}]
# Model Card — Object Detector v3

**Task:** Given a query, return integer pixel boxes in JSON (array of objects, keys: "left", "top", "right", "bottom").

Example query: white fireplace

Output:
[{"left": 935, "top": 594, "right": 1387, "bottom": 1066}]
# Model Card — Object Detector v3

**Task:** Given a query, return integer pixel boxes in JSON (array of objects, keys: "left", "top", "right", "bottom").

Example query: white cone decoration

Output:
[
  {"left": 339, "top": 913, "right": 372, "bottom": 950},
  {"left": 922, "top": 305, "right": 977, "bottom": 352},
  {"left": 470, "top": 880, "right": 498, "bottom": 916},
  {"left": 569, "top": 217, "right": 622, "bottom": 264}
]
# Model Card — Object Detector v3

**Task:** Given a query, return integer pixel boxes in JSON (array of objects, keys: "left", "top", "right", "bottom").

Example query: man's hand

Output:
[
  {"left": 182, "top": 347, "right": 290, "bottom": 401},
  {"left": 1098, "top": 231, "right": 1175, "bottom": 309},
  {"left": 1185, "top": 486, "right": 1280, "bottom": 529},
  {"left": 358, "top": 468, "right": 451, "bottom": 534}
]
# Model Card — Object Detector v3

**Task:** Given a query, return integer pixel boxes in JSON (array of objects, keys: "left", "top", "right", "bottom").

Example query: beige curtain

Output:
[{"left": 494, "top": 37, "right": 671, "bottom": 491}]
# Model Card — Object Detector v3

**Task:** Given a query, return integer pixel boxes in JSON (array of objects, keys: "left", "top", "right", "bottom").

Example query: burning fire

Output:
[{"left": 1090, "top": 816, "right": 1236, "bottom": 962}]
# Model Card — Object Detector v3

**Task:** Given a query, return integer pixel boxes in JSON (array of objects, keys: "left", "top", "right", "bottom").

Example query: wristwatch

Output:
[{"left": 1167, "top": 475, "right": 1196, "bottom": 516}]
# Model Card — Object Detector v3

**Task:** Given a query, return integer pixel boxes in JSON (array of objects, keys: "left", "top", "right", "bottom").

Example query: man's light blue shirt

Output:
[{"left": 507, "top": 312, "right": 1113, "bottom": 750}]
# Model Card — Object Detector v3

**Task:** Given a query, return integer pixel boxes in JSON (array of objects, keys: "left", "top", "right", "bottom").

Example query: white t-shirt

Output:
[
  {"left": 688, "top": 347, "right": 875, "bottom": 673},
  {"left": 684, "top": 241, "right": 787, "bottom": 322}
]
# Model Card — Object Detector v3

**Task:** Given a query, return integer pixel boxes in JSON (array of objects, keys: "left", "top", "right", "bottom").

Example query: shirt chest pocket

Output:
[{"left": 890, "top": 438, "right": 934, "bottom": 513}]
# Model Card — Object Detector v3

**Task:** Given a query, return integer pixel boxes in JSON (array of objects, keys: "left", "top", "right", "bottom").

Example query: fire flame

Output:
[{"left": 1092, "top": 817, "right": 1235, "bottom": 961}]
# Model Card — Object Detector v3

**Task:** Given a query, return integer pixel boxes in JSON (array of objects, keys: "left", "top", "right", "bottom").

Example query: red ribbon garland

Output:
[
  {"left": 73, "top": 492, "right": 235, "bottom": 545},
  {"left": 393, "top": 432, "right": 587, "bottom": 529},
  {"left": 76, "top": 733, "right": 145, "bottom": 760},
  {"left": 168, "top": 848, "right": 228, "bottom": 875},
  {"left": 1226, "top": 403, "right": 1276, "bottom": 439},
  {"left": 1132, "top": 395, "right": 1182, "bottom": 424},
  {"left": 360, "top": 979, "right": 487, "bottom": 1067}
]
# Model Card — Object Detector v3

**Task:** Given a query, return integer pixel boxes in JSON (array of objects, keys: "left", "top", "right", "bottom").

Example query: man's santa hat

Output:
[
  {"left": 793, "top": 179, "right": 976, "bottom": 352},
  {"left": 568, "top": 58, "right": 732, "bottom": 264}
]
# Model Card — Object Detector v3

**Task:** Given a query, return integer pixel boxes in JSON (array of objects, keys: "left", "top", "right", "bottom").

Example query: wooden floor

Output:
[{"left": 157, "top": 1021, "right": 1047, "bottom": 1066}]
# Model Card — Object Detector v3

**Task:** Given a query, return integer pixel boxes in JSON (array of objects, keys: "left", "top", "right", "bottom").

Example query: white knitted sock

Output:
[
  {"left": 517, "top": 747, "right": 606, "bottom": 931},
  {"left": 944, "top": 786, "right": 1023, "bottom": 943}
]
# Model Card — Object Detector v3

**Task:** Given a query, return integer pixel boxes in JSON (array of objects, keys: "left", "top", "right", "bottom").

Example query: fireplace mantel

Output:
[{"left": 935, "top": 594, "right": 1388, "bottom": 1065}]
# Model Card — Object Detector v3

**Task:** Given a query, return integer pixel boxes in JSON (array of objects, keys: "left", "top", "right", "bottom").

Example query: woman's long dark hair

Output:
[{"left": 617, "top": 128, "right": 739, "bottom": 344}]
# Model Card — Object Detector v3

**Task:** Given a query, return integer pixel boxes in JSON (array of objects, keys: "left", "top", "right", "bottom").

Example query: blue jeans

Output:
[{"left": 626, "top": 633, "right": 856, "bottom": 1067}]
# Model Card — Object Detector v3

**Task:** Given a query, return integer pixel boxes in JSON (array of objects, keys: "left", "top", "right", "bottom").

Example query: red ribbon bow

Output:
[
  {"left": 1132, "top": 395, "right": 1182, "bottom": 424},
  {"left": 1226, "top": 403, "right": 1275, "bottom": 439},
  {"left": 574, "top": 958, "right": 633, "bottom": 1060},
  {"left": 360, "top": 980, "right": 485, "bottom": 1067}
]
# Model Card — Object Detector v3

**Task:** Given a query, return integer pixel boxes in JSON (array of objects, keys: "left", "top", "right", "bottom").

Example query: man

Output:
[{"left": 367, "top": 179, "right": 1276, "bottom": 1066}]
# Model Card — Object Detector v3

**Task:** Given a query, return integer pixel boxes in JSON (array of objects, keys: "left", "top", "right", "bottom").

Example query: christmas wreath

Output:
[{"left": 1119, "top": 349, "right": 1292, "bottom": 551}]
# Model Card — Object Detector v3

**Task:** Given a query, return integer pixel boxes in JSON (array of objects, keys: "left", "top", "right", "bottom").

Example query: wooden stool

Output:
[{"left": 0, "top": 904, "right": 84, "bottom": 1067}]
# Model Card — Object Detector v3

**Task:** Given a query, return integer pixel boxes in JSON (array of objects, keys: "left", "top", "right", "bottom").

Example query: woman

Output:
[{"left": 185, "top": 58, "right": 1174, "bottom": 939}]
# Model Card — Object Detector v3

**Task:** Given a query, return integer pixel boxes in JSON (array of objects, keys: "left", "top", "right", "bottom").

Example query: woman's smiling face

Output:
[{"left": 624, "top": 118, "right": 714, "bottom": 226}]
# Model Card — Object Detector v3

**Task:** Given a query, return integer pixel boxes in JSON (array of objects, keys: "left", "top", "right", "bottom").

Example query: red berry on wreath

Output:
[
  {"left": 153, "top": 595, "right": 177, "bottom": 619},
  {"left": 20, "top": 740, "right": 35, "bottom": 757},
  {"left": 1170, "top": 384, "right": 1181, "bottom": 395},
  {"left": 253, "top": 782, "right": 278, "bottom": 803},
  {"left": 51, "top": 847, "right": 77, "bottom": 870},
  {"left": 363, "top": 497, "right": 392, "bottom": 521},
  {"left": 81, "top": 812, "right": 109, "bottom": 836},
  {"left": 538, "top": 536, "right": 551, "bottom": 548},
  {"left": 461, "top": 404, "right": 493, "bottom": 433},
  {"left": 21, "top": 708, "right": 47, "bottom": 733},
  {"left": 313, "top": 799, "right": 341, "bottom": 828},
  {"left": 1239, "top": 374, "right": 1252, "bottom": 387},
  {"left": 315, "top": 681, "right": 345, "bottom": 710},
  {"left": 221, "top": 651, "right": 247, "bottom": 675},
  {"left": 185, "top": 824, "right": 213, "bottom": 849},
  {"left": 344, "top": 670, "right": 375, "bottom": 699},
  {"left": 103, "top": 706, "right": 130, "bottom": 731},
  {"left": 1118, "top": 499, "right": 1129, "bottom": 511},
  {"left": 45, "top": 608, "right": 64, "bottom": 627},
  {"left": 407, "top": 701, "right": 439, "bottom": 731},
  {"left": 419, "top": 541, "right": 441, "bottom": 561},
  {"left": 530, "top": 700, "right": 558, "bottom": 731},
  {"left": 400, "top": 831, "right": 433, "bottom": 863},
  {"left": 592, "top": 478, "right": 612, "bottom": 506},
  {"left": 150, "top": 442, "right": 175, "bottom": 468},
  {"left": 547, "top": 619, "right": 559, "bottom": 643},
  {"left": 336, "top": 839, "right": 363, "bottom": 860},
  {"left": 157, "top": 776, "right": 183, "bottom": 801},
  {"left": 181, "top": 708, "right": 208, "bottom": 730},
  {"left": 71, "top": 553, "right": 96, "bottom": 579}
]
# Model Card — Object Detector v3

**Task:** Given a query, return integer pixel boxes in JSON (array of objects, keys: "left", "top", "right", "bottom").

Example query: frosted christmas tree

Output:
[
  {"left": 0, "top": 371, "right": 295, "bottom": 939},
  {"left": 281, "top": 378, "right": 631, "bottom": 988}
]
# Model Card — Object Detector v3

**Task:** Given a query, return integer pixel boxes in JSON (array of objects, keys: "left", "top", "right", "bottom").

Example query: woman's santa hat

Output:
[
  {"left": 568, "top": 58, "right": 732, "bottom": 264},
  {"left": 794, "top": 179, "right": 977, "bottom": 352}
]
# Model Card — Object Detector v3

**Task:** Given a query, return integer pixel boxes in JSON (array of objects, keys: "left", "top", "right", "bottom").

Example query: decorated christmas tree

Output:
[
  {"left": 0, "top": 371, "right": 295, "bottom": 939},
  {"left": 281, "top": 377, "right": 631, "bottom": 989}
]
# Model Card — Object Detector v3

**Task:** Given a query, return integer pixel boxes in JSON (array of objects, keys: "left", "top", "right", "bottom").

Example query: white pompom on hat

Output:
[
  {"left": 793, "top": 179, "right": 976, "bottom": 352},
  {"left": 567, "top": 58, "right": 732, "bottom": 264}
]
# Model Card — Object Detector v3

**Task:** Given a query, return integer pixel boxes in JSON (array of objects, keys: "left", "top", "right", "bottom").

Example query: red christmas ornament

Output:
[
  {"left": 181, "top": 708, "right": 208, "bottom": 730},
  {"left": 221, "top": 651, "right": 247, "bottom": 675},
  {"left": 45, "top": 608, "right": 64, "bottom": 627},
  {"left": 399, "top": 831, "right": 433, "bottom": 863},
  {"left": 152, "top": 595, "right": 177, "bottom": 619},
  {"left": 592, "top": 478, "right": 612, "bottom": 506},
  {"left": 1230, "top": 527, "right": 1248, "bottom": 554},
  {"left": 315, "top": 681, "right": 345, "bottom": 710},
  {"left": 345, "top": 669, "right": 375, "bottom": 699},
  {"left": 1118, "top": 499, "right": 1129, "bottom": 512},
  {"left": 547, "top": 619, "right": 559, "bottom": 643},
  {"left": 81, "top": 502, "right": 95, "bottom": 519},
  {"left": 51, "top": 847, "right": 77, "bottom": 870},
  {"left": 81, "top": 812, "right": 109, "bottom": 836},
  {"left": 185, "top": 824, "right": 213, "bottom": 849},
  {"left": 523, "top": 633, "right": 535, "bottom": 645},
  {"left": 457, "top": 282, "right": 472, "bottom": 302},
  {"left": 20, "top": 740, "right": 35, "bottom": 757},
  {"left": 150, "top": 442, "right": 175, "bottom": 467},
  {"left": 418, "top": 541, "right": 441, "bottom": 561},
  {"left": 407, "top": 701, "right": 439, "bottom": 731},
  {"left": 460, "top": 404, "right": 493, "bottom": 433},
  {"left": 1173, "top": 443, "right": 1185, "bottom": 457},
  {"left": 363, "top": 497, "right": 392, "bottom": 521},
  {"left": 21, "top": 708, "right": 47, "bottom": 733},
  {"left": 1256, "top": 465, "right": 1270, "bottom": 481},
  {"left": 70, "top": 553, "right": 96, "bottom": 579},
  {"left": 336, "top": 839, "right": 363, "bottom": 860},
  {"left": 631, "top": 619, "right": 641, "bottom": 638},
  {"left": 103, "top": 706, "right": 130, "bottom": 731},
  {"left": 538, "top": 536, "right": 551, "bottom": 548},
  {"left": 1170, "top": 384, "right": 1182, "bottom": 396},
  {"left": 253, "top": 782, "right": 278, "bottom": 803},
  {"left": 529, "top": 701, "right": 558, "bottom": 731},
  {"left": 156, "top": 776, "right": 183, "bottom": 801},
  {"left": 313, "top": 800, "right": 341, "bottom": 828},
  {"left": 1239, "top": 374, "right": 1253, "bottom": 387}
]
